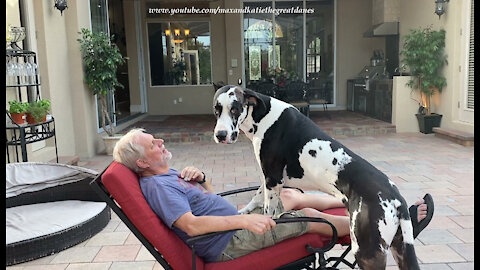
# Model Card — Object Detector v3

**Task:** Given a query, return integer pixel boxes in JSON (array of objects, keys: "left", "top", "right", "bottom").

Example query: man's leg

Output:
[
  {"left": 280, "top": 189, "right": 430, "bottom": 225},
  {"left": 301, "top": 207, "right": 351, "bottom": 237},
  {"left": 280, "top": 188, "right": 345, "bottom": 212}
]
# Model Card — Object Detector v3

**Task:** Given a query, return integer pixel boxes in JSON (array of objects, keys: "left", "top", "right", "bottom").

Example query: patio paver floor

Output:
[{"left": 6, "top": 121, "right": 473, "bottom": 269}]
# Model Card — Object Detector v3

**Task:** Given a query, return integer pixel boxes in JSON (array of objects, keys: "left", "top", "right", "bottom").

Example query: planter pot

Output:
[
  {"left": 103, "top": 135, "right": 124, "bottom": 155},
  {"left": 26, "top": 113, "right": 47, "bottom": 124},
  {"left": 415, "top": 113, "right": 443, "bottom": 134},
  {"left": 10, "top": 113, "right": 26, "bottom": 125}
]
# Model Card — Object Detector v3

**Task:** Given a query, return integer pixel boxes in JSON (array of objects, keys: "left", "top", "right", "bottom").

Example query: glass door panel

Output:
[
  {"left": 306, "top": 0, "right": 334, "bottom": 104},
  {"left": 90, "top": 0, "right": 116, "bottom": 130},
  {"left": 275, "top": 1, "right": 304, "bottom": 87},
  {"left": 243, "top": 2, "right": 273, "bottom": 88}
]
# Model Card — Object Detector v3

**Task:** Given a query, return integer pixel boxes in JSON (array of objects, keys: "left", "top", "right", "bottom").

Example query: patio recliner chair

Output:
[{"left": 90, "top": 161, "right": 356, "bottom": 270}]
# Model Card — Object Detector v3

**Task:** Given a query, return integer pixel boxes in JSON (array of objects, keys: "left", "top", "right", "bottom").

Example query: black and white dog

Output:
[{"left": 213, "top": 85, "right": 420, "bottom": 270}]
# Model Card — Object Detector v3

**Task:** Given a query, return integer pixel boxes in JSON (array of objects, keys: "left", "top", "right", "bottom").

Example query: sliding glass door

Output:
[{"left": 243, "top": 0, "right": 334, "bottom": 104}]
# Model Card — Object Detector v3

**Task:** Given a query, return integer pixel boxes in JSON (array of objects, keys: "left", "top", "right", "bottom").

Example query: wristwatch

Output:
[{"left": 198, "top": 172, "right": 206, "bottom": 184}]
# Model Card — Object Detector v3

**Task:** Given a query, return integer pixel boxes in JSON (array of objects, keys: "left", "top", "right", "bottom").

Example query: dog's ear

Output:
[
  {"left": 242, "top": 88, "right": 266, "bottom": 109},
  {"left": 213, "top": 81, "right": 225, "bottom": 92}
]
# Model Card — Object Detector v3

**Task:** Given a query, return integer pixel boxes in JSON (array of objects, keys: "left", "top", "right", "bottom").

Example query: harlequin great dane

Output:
[{"left": 212, "top": 85, "right": 420, "bottom": 270}]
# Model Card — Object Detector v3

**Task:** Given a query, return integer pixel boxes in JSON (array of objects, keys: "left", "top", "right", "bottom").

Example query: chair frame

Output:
[
  {"left": 90, "top": 163, "right": 356, "bottom": 270},
  {"left": 283, "top": 81, "right": 311, "bottom": 117}
]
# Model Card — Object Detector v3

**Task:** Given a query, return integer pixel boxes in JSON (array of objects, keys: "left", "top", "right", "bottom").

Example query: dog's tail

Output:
[{"left": 392, "top": 208, "right": 421, "bottom": 270}]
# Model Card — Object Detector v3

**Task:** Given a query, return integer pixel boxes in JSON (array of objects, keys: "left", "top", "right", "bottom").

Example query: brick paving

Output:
[
  {"left": 7, "top": 113, "right": 473, "bottom": 270},
  {"left": 122, "top": 111, "right": 396, "bottom": 143}
]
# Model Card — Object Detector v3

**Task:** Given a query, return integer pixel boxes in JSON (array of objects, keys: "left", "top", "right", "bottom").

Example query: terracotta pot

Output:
[
  {"left": 26, "top": 113, "right": 47, "bottom": 124},
  {"left": 10, "top": 113, "right": 25, "bottom": 124}
]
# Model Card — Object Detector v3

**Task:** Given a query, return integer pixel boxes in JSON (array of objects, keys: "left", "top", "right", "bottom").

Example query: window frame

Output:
[{"left": 145, "top": 18, "right": 213, "bottom": 88}]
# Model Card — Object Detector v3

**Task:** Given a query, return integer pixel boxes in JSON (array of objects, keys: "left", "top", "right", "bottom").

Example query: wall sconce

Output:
[
  {"left": 434, "top": 0, "right": 449, "bottom": 19},
  {"left": 54, "top": 0, "right": 68, "bottom": 15},
  {"left": 184, "top": 29, "right": 190, "bottom": 36},
  {"left": 165, "top": 29, "right": 171, "bottom": 36}
]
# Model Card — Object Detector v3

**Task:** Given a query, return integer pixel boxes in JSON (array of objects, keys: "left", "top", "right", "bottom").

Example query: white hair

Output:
[{"left": 112, "top": 128, "right": 147, "bottom": 173}]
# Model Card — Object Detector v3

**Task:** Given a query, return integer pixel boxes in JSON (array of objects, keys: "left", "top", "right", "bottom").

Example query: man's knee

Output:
[
  {"left": 280, "top": 188, "right": 302, "bottom": 209},
  {"left": 301, "top": 207, "right": 320, "bottom": 217}
]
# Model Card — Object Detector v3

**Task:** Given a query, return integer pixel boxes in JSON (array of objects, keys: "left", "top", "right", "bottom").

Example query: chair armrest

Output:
[{"left": 216, "top": 186, "right": 304, "bottom": 197}]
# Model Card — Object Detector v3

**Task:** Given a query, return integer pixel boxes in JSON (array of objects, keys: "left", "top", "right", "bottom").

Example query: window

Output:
[
  {"left": 243, "top": 0, "right": 334, "bottom": 104},
  {"left": 147, "top": 22, "right": 212, "bottom": 86}
]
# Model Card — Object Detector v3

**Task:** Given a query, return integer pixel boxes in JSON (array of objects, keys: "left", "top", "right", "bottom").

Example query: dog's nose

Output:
[{"left": 216, "top": 130, "right": 228, "bottom": 142}]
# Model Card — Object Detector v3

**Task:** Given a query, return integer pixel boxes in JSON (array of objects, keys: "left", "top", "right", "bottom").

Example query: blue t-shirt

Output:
[{"left": 139, "top": 168, "right": 238, "bottom": 262}]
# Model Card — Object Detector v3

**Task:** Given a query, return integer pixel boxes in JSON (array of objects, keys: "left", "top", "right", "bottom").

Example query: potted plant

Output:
[
  {"left": 400, "top": 26, "right": 447, "bottom": 134},
  {"left": 77, "top": 28, "right": 126, "bottom": 154},
  {"left": 26, "top": 99, "right": 50, "bottom": 124},
  {"left": 8, "top": 100, "right": 29, "bottom": 124}
]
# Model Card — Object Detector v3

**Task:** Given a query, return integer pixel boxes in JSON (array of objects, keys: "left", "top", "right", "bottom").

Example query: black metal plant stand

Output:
[{"left": 6, "top": 48, "right": 58, "bottom": 163}]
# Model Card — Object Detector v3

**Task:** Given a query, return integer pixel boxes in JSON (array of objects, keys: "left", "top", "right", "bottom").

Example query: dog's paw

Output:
[
  {"left": 263, "top": 206, "right": 276, "bottom": 216},
  {"left": 238, "top": 207, "right": 250, "bottom": 214}
]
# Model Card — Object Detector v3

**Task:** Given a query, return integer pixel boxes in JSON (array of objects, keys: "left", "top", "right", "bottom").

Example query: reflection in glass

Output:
[
  {"left": 306, "top": 0, "right": 334, "bottom": 104},
  {"left": 243, "top": 2, "right": 273, "bottom": 87},
  {"left": 148, "top": 22, "right": 211, "bottom": 86}
]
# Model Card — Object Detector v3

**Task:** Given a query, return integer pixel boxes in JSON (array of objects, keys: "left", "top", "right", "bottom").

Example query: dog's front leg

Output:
[
  {"left": 263, "top": 181, "right": 283, "bottom": 216},
  {"left": 238, "top": 184, "right": 265, "bottom": 214}
]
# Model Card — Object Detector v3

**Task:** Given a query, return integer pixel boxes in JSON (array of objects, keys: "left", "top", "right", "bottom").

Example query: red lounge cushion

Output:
[{"left": 102, "top": 162, "right": 351, "bottom": 270}]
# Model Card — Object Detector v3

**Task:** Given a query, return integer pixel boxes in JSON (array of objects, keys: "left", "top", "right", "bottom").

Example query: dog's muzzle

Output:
[
  {"left": 215, "top": 130, "right": 228, "bottom": 142},
  {"left": 214, "top": 130, "right": 239, "bottom": 144}
]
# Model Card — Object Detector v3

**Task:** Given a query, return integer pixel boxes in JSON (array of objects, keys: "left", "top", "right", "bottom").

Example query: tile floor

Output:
[{"left": 6, "top": 118, "right": 474, "bottom": 269}]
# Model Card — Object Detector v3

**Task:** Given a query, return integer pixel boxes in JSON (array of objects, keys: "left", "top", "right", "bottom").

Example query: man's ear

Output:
[{"left": 136, "top": 159, "right": 148, "bottom": 169}]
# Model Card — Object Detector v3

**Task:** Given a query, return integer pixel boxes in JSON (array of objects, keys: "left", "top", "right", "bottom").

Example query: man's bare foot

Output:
[
  {"left": 413, "top": 198, "right": 428, "bottom": 222},
  {"left": 409, "top": 193, "right": 434, "bottom": 239}
]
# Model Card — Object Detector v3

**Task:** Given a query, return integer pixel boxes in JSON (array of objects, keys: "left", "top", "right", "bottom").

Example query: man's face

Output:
[{"left": 136, "top": 132, "right": 172, "bottom": 168}]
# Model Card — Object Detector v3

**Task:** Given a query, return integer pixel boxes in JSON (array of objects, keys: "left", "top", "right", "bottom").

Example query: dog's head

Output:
[{"left": 212, "top": 85, "right": 266, "bottom": 144}]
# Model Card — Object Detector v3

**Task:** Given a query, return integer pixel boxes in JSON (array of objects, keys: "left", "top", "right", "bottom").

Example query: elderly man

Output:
[{"left": 113, "top": 128, "right": 433, "bottom": 262}]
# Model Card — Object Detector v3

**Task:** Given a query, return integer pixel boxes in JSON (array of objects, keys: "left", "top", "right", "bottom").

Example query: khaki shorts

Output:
[{"left": 215, "top": 202, "right": 308, "bottom": 262}]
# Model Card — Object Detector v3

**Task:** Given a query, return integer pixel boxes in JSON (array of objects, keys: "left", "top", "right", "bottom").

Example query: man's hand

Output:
[
  {"left": 243, "top": 214, "right": 276, "bottom": 235},
  {"left": 180, "top": 166, "right": 204, "bottom": 182}
]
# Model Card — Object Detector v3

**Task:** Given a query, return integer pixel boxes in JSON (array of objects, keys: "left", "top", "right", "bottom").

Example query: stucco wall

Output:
[
  {"left": 397, "top": 0, "right": 474, "bottom": 133},
  {"left": 335, "top": 0, "right": 385, "bottom": 108},
  {"left": 392, "top": 76, "right": 420, "bottom": 132}
]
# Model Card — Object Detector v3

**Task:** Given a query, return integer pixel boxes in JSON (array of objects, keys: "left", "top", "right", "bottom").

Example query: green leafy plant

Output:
[
  {"left": 400, "top": 26, "right": 447, "bottom": 115},
  {"left": 27, "top": 99, "right": 50, "bottom": 122},
  {"left": 8, "top": 100, "right": 29, "bottom": 114},
  {"left": 77, "top": 28, "right": 126, "bottom": 136}
]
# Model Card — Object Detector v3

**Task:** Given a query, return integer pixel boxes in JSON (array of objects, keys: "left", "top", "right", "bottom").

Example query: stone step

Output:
[
  {"left": 433, "top": 127, "right": 474, "bottom": 146},
  {"left": 155, "top": 125, "right": 397, "bottom": 144},
  {"left": 49, "top": 156, "right": 80, "bottom": 166}
]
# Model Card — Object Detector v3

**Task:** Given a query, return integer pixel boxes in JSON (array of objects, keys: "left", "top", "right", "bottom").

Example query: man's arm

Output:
[{"left": 173, "top": 212, "right": 276, "bottom": 237}]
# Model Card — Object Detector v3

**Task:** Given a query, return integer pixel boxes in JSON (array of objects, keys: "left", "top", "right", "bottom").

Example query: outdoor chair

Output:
[
  {"left": 90, "top": 161, "right": 356, "bottom": 270},
  {"left": 255, "top": 81, "right": 279, "bottom": 98},
  {"left": 284, "top": 80, "right": 310, "bottom": 117},
  {"left": 307, "top": 79, "right": 331, "bottom": 119},
  {"left": 6, "top": 162, "right": 110, "bottom": 266}
]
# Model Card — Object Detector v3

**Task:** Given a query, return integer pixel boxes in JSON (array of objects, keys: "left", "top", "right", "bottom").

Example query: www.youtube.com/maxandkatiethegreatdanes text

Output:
[{"left": 148, "top": 6, "right": 315, "bottom": 16}]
